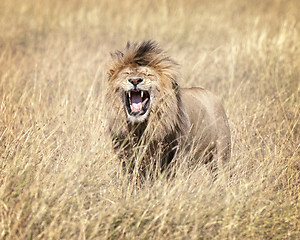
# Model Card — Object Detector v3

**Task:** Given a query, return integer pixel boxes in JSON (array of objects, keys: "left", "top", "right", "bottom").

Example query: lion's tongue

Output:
[
  {"left": 131, "top": 92, "right": 142, "bottom": 112},
  {"left": 131, "top": 103, "right": 142, "bottom": 112}
]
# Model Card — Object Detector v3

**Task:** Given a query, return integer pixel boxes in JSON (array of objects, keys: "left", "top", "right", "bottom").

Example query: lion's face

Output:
[
  {"left": 105, "top": 41, "right": 186, "bottom": 141},
  {"left": 111, "top": 66, "right": 162, "bottom": 123}
]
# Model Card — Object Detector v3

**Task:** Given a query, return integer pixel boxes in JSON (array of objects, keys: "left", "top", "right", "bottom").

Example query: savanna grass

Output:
[{"left": 0, "top": 0, "right": 299, "bottom": 239}]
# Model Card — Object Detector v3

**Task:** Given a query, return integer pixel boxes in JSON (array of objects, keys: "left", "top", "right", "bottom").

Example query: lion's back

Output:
[
  {"left": 181, "top": 87, "right": 231, "bottom": 163},
  {"left": 181, "top": 87, "right": 220, "bottom": 133}
]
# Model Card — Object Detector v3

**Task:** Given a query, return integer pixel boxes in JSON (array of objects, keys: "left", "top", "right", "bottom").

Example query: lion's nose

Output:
[{"left": 128, "top": 77, "right": 143, "bottom": 86}]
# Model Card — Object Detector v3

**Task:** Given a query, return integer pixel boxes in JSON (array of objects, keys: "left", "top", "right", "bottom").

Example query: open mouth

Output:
[{"left": 125, "top": 90, "right": 150, "bottom": 116}]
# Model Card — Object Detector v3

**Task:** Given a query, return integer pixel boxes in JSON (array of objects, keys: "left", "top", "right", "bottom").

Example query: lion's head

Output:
[{"left": 105, "top": 41, "right": 189, "bottom": 141}]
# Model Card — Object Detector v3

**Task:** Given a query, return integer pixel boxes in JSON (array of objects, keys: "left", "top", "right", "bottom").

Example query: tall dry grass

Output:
[{"left": 0, "top": 0, "right": 299, "bottom": 239}]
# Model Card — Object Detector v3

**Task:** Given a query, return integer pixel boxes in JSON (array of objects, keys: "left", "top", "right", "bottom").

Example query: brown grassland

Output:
[{"left": 0, "top": 0, "right": 299, "bottom": 239}]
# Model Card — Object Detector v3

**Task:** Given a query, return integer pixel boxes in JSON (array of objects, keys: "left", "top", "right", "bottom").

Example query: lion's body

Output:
[
  {"left": 180, "top": 87, "right": 231, "bottom": 167},
  {"left": 104, "top": 41, "right": 230, "bottom": 175}
]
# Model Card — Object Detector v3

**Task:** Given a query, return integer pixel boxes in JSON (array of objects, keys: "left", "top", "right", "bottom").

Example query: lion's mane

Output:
[{"left": 105, "top": 41, "right": 189, "bottom": 143}]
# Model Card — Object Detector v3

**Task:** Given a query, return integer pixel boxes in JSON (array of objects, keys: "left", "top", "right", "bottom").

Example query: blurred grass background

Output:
[{"left": 0, "top": 0, "right": 299, "bottom": 239}]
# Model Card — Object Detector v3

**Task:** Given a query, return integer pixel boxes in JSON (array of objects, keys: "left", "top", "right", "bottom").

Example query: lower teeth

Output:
[{"left": 142, "top": 98, "right": 148, "bottom": 106}]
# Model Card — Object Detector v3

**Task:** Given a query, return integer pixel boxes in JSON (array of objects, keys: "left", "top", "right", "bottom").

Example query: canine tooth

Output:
[
  {"left": 142, "top": 98, "right": 148, "bottom": 106},
  {"left": 128, "top": 91, "right": 131, "bottom": 98},
  {"left": 141, "top": 91, "right": 144, "bottom": 98}
]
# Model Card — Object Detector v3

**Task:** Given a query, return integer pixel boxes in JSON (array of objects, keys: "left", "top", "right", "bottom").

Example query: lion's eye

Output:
[
  {"left": 146, "top": 73, "right": 154, "bottom": 77},
  {"left": 123, "top": 72, "right": 130, "bottom": 75}
]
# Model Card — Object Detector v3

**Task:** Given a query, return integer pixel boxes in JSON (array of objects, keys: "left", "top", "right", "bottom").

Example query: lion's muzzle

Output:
[{"left": 128, "top": 77, "right": 143, "bottom": 86}]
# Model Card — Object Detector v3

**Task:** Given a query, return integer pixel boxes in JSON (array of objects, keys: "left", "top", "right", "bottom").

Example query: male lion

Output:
[{"left": 105, "top": 40, "right": 230, "bottom": 176}]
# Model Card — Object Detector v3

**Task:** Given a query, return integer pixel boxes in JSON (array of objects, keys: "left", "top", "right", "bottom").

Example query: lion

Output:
[{"left": 104, "top": 40, "right": 230, "bottom": 177}]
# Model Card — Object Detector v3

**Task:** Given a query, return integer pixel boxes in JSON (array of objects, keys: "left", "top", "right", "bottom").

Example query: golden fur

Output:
[{"left": 105, "top": 41, "right": 230, "bottom": 174}]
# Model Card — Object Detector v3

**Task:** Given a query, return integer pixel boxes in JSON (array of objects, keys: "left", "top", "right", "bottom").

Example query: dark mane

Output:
[
  {"left": 108, "top": 40, "right": 179, "bottom": 80},
  {"left": 125, "top": 41, "right": 162, "bottom": 66}
]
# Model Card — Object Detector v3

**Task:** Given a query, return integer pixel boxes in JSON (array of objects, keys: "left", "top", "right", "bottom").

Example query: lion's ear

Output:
[
  {"left": 108, "top": 51, "right": 123, "bottom": 80},
  {"left": 172, "top": 81, "right": 179, "bottom": 91},
  {"left": 107, "top": 68, "right": 115, "bottom": 79}
]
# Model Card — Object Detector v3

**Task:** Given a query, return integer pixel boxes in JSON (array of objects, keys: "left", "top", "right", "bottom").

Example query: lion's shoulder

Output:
[
  {"left": 180, "top": 87, "right": 224, "bottom": 132},
  {"left": 181, "top": 87, "right": 220, "bottom": 105}
]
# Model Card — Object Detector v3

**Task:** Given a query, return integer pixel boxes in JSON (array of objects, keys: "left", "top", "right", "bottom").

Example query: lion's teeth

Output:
[
  {"left": 128, "top": 91, "right": 131, "bottom": 98},
  {"left": 142, "top": 98, "right": 148, "bottom": 106},
  {"left": 141, "top": 91, "right": 144, "bottom": 98}
]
